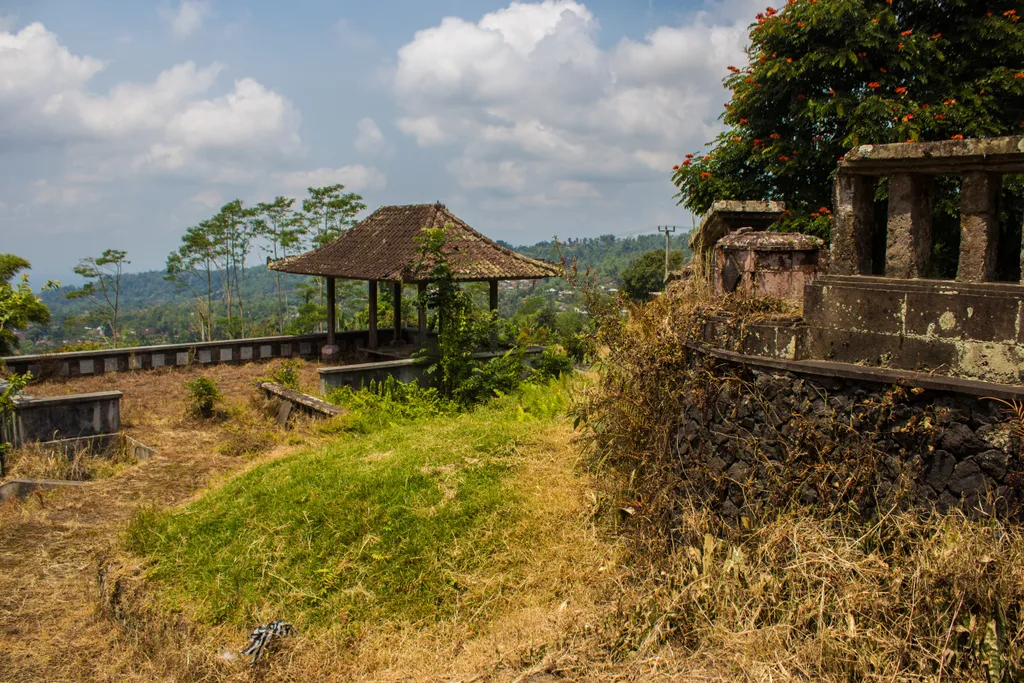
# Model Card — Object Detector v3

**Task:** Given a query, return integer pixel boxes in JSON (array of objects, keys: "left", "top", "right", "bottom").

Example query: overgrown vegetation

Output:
[
  {"left": 183, "top": 376, "right": 222, "bottom": 419},
  {"left": 256, "top": 359, "right": 302, "bottom": 390},
  {"left": 126, "top": 378, "right": 572, "bottom": 634},
  {"left": 566, "top": 261, "right": 1024, "bottom": 679}
]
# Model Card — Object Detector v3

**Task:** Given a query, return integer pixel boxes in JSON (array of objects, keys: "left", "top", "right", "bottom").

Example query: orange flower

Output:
[
  {"left": 1015, "top": 73, "right": 1024, "bottom": 79},
  {"left": 797, "top": 21, "right": 805, "bottom": 28},
  {"left": 731, "top": 136, "right": 742, "bottom": 142},
  {"left": 700, "top": 172, "right": 712, "bottom": 179},
  {"left": 898, "top": 43, "right": 904, "bottom": 50},
  {"left": 900, "top": 30, "right": 913, "bottom": 36},
  {"left": 745, "top": 77, "right": 755, "bottom": 83},
  {"left": 943, "top": 98, "right": 957, "bottom": 106},
  {"left": 872, "top": 18, "right": 879, "bottom": 24},
  {"left": 935, "top": 113, "right": 946, "bottom": 120},
  {"left": 901, "top": 114, "right": 914, "bottom": 122},
  {"left": 868, "top": 82, "right": 881, "bottom": 89},
  {"left": 779, "top": 155, "right": 790, "bottom": 161},
  {"left": 703, "top": 155, "right": 712, "bottom": 160},
  {"left": 797, "top": 93, "right": 806, "bottom": 100},
  {"left": 685, "top": 153, "right": 694, "bottom": 159},
  {"left": 880, "top": 67, "right": 888, "bottom": 73},
  {"left": 682, "top": 160, "right": 692, "bottom": 166},
  {"left": 786, "top": 57, "right": 793, "bottom": 63},
  {"left": 838, "top": 154, "right": 845, "bottom": 161},
  {"left": 951, "top": 134, "right": 964, "bottom": 140},
  {"left": 672, "top": 165, "right": 679, "bottom": 170},
  {"left": 740, "top": 118, "right": 749, "bottom": 123},
  {"left": 728, "top": 65, "right": 741, "bottom": 73},
  {"left": 922, "top": 103, "right": 930, "bottom": 109},
  {"left": 931, "top": 33, "right": 942, "bottom": 39},
  {"left": 894, "top": 86, "right": 907, "bottom": 94},
  {"left": 828, "top": 88, "right": 835, "bottom": 94},
  {"left": 770, "top": 133, "right": 782, "bottom": 140}
]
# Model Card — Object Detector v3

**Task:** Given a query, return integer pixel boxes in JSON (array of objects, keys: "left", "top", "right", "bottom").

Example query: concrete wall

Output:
[
  {"left": 675, "top": 346, "right": 1024, "bottom": 520},
  {"left": 319, "top": 347, "right": 546, "bottom": 394},
  {"left": 804, "top": 275, "right": 1024, "bottom": 384},
  {"left": 2, "top": 391, "right": 122, "bottom": 447},
  {"left": 1, "top": 329, "right": 411, "bottom": 379}
]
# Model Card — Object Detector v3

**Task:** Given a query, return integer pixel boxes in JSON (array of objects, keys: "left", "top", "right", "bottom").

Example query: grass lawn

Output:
[{"left": 126, "top": 379, "right": 576, "bottom": 635}]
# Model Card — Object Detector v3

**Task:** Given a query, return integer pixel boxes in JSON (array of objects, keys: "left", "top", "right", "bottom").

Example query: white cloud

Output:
[
  {"left": 392, "top": 0, "right": 750, "bottom": 208},
  {"left": 396, "top": 116, "right": 447, "bottom": 146},
  {"left": 190, "top": 189, "right": 223, "bottom": 208},
  {"left": 162, "top": 0, "right": 212, "bottom": 39},
  {"left": 274, "top": 165, "right": 387, "bottom": 194},
  {"left": 0, "top": 22, "right": 304, "bottom": 189},
  {"left": 354, "top": 117, "right": 385, "bottom": 154},
  {"left": 31, "top": 179, "right": 99, "bottom": 206},
  {"left": 335, "top": 18, "right": 375, "bottom": 49}
]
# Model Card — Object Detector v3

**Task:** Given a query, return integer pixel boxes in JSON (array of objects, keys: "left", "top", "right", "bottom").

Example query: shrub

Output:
[
  {"left": 326, "top": 376, "right": 454, "bottom": 432},
  {"left": 257, "top": 359, "right": 302, "bottom": 390},
  {"left": 183, "top": 376, "right": 222, "bottom": 419},
  {"left": 535, "top": 346, "right": 574, "bottom": 379}
]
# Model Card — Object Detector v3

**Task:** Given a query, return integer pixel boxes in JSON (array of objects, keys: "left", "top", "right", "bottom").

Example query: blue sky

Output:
[{"left": 0, "top": 0, "right": 761, "bottom": 283}]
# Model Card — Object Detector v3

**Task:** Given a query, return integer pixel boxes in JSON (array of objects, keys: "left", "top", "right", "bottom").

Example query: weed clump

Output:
[
  {"left": 183, "top": 376, "right": 222, "bottom": 419},
  {"left": 256, "top": 359, "right": 303, "bottom": 391}
]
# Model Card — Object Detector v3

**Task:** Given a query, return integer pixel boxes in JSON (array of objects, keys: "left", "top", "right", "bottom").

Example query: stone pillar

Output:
[
  {"left": 957, "top": 172, "right": 1001, "bottom": 283},
  {"left": 885, "top": 173, "right": 933, "bottom": 279},
  {"left": 830, "top": 173, "right": 876, "bottom": 275},
  {"left": 368, "top": 280, "right": 378, "bottom": 349},
  {"left": 418, "top": 282, "right": 428, "bottom": 346},
  {"left": 392, "top": 282, "right": 403, "bottom": 345},
  {"left": 489, "top": 279, "right": 499, "bottom": 312}
]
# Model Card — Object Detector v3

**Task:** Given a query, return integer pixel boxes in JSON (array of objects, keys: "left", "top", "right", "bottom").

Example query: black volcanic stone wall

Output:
[{"left": 673, "top": 364, "right": 1024, "bottom": 519}]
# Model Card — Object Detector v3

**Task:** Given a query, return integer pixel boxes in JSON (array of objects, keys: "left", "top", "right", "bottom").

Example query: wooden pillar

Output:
[
  {"left": 831, "top": 173, "right": 876, "bottom": 275},
  {"left": 325, "top": 277, "right": 336, "bottom": 348},
  {"left": 886, "top": 173, "right": 933, "bottom": 279},
  {"left": 489, "top": 279, "right": 499, "bottom": 312},
  {"left": 418, "top": 282, "right": 427, "bottom": 346},
  {"left": 368, "top": 279, "right": 378, "bottom": 349},
  {"left": 393, "top": 282, "right": 403, "bottom": 344},
  {"left": 957, "top": 172, "right": 1001, "bottom": 283}
]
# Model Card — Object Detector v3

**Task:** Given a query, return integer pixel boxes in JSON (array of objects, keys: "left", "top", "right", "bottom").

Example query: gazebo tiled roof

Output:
[{"left": 269, "top": 202, "right": 560, "bottom": 283}]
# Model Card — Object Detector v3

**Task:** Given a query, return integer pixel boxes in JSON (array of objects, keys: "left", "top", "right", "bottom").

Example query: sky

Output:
[{"left": 0, "top": 0, "right": 763, "bottom": 284}]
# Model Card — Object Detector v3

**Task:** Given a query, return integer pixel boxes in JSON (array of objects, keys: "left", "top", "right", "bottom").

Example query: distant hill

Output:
[{"left": 17, "top": 232, "right": 689, "bottom": 354}]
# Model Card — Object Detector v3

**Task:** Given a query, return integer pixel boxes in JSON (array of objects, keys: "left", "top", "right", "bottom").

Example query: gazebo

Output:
[{"left": 269, "top": 202, "right": 560, "bottom": 355}]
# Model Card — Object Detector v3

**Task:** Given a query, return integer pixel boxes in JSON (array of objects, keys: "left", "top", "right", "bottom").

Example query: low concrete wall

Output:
[
  {"left": 2, "top": 391, "right": 121, "bottom": 447},
  {"left": 804, "top": 275, "right": 1024, "bottom": 384},
  {"left": 1, "top": 328, "right": 416, "bottom": 379},
  {"left": 676, "top": 344, "right": 1024, "bottom": 520},
  {"left": 319, "top": 347, "right": 546, "bottom": 394},
  {"left": 700, "top": 314, "right": 809, "bottom": 360}
]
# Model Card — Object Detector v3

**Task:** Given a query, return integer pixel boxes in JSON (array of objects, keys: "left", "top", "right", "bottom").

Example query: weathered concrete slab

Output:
[
  {"left": 840, "top": 136, "right": 1024, "bottom": 174},
  {"left": 258, "top": 382, "right": 344, "bottom": 419},
  {"left": 2, "top": 391, "right": 122, "bottom": 447}
]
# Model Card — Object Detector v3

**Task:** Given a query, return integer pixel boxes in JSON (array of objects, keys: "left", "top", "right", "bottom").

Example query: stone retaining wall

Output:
[
  {"left": 674, "top": 347, "right": 1024, "bottom": 520},
  {"left": 2, "top": 391, "right": 121, "bottom": 448}
]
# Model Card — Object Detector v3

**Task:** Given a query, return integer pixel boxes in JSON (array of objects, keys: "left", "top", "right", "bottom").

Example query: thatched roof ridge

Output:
[{"left": 269, "top": 202, "right": 559, "bottom": 283}]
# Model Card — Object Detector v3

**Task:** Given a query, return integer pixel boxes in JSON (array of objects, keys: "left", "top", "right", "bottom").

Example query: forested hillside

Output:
[{"left": 15, "top": 232, "right": 690, "bottom": 354}]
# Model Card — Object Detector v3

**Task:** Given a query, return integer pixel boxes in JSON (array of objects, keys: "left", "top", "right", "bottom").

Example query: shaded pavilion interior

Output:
[{"left": 269, "top": 203, "right": 560, "bottom": 355}]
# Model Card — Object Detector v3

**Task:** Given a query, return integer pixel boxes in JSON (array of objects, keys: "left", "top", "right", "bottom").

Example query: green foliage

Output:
[
  {"left": 0, "top": 371, "right": 31, "bottom": 475},
  {"left": 124, "top": 381, "right": 570, "bottom": 630},
  {"left": 455, "top": 349, "right": 530, "bottom": 406},
  {"left": 183, "top": 376, "right": 222, "bottom": 419},
  {"left": 672, "top": 0, "right": 1024, "bottom": 276},
  {"left": 535, "top": 346, "right": 575, "bottom": 379},
  {"left": 620, "top": 249, "right": 686, "bottom": 301},
  {"left": 413, "top": 224, "right": 501, "bottom": 403},
  {"left": 257, "top": 359, "right": 302, "bottom": 390},
  {"left": 0, "top": 255, "right": 55, "bottom": 356},
  {"left": 326, "top": 376, "right": 455, "bottom": 432}
]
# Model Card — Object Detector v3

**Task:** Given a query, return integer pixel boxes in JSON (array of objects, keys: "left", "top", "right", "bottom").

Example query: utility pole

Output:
[{"left": 657, "top": 225, "right": 681, "bottom": 281}]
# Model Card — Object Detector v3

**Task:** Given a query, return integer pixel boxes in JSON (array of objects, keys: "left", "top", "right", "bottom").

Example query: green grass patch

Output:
[{"left": 126, "top": 378, "right": 571, "bottom": 633}]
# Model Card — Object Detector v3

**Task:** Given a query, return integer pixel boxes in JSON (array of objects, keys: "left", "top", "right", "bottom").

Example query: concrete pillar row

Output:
[
  {"left": 831, "top": 173, "right": 876, "bottom": 275},
  {"left": 885, "top": 173, "right": 934, "bottom": 279},
  {"left": 957, "top": 172, "right": 1001, "bottom": 283}
]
